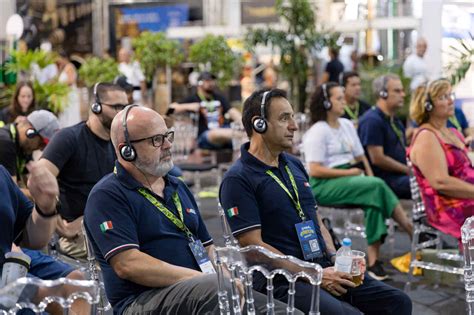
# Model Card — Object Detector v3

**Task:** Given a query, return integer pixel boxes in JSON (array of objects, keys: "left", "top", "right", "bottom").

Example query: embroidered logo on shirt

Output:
[
  {"left": 227, "top": 207, "right": 239, "bottom": 217},
  {"left": 186, "top": 208, "right": 196, "bottom": 215},
  {"left": 304, "top": 182, "right": 310, "bottom": 187},
  {"left": 100, "top": 221, "right": 113, "bottom": 233}
]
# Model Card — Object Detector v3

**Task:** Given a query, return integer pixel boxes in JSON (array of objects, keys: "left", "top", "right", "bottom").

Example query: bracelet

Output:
[{"left": 35, "top": 204, "right": 58, "bottom": 218}]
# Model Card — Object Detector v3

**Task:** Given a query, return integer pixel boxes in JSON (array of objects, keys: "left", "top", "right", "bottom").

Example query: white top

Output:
[
  {"left": 119, "top": 61, "right": 145, "bottom": 102},
  {"left": 403, "top": 54, "right": 428, "bottom": 90},
  {"left": 302, "top": 118, "right": 364, "bottom": 168}
]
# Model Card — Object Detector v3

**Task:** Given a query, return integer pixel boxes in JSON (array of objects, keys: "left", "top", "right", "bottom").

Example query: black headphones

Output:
[
  {"left": 91, "top": 82, "right": 102, "bottom": 114},
  {"left": 120, "top": 104, "right": 139, "bottom": 162},
  {"left": 424, "top": 81, "right": 434, "bottom": 112},
  {"left": 379, "top": 76, "right": 389, "bottom": 100},
  {"left": 252, "top": 90, "right": 271, "bottom": 134},
  {"left": 25, "top": 128, "right": 39, "bottom": 139},
  {"left": 322, "top": 84, "right": 332, "bottom": 110}
]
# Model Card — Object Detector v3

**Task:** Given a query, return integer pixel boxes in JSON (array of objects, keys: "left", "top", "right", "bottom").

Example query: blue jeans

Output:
[
  {"left": 256, "top": 273, "right": 412, "bottom": 315},
  {"left": 385, "top": 175, "right": 411, "bottom": 200},
  {"left": 23, "top": 248, "right": 74, "bottom": 279}
]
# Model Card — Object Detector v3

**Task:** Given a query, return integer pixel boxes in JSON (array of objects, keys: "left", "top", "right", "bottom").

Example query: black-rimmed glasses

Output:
[{"left": 130, "top": 130, "right": 175, "bottom": 148}]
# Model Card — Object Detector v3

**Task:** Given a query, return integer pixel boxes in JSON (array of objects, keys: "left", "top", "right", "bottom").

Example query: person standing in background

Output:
[
  {"left": 56, "top": 49, "right": 81, "bottom": 128},
  {"left": 118, "top": 48, "right": 147, "bottom": 105},
  {"left": 403, "top": 38, "right": 429, "bottom": 91},
  {"left": 321, "top": 47, "right": 344, "bottom": 84}
]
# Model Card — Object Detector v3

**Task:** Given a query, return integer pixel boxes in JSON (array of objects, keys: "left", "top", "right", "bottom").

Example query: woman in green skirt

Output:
[{"left": 302, "top": 82, "right": 413, "bottom": 280}]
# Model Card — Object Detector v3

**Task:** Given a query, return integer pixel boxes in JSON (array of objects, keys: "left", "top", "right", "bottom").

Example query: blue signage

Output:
[{"left": 120, "top": 4, "right": 189, "bottom": 32}]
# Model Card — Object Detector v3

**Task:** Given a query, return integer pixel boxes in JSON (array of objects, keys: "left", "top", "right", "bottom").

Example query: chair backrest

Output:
[
  {"left": 171, "top": 112, "right": 199, "bottom": 162},
  {"left": 407, "top": 159, "right": 426, "bottom": 222},
  {"left": 81, "top": 222, "right": 112, "bottom": 314},
  {"left": 462, "top": 216, "right": 474, "bottom": 309},
  {"left": 0, "top": 277, "right": 99, "bottom": 314},
  {"left": 214, "top": 245, "right": 323, "bottom": 315}
]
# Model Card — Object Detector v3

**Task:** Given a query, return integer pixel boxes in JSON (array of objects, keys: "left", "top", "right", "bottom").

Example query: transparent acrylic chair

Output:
[
  {"left": 82, "top": 222, "right": 112, "bottom": 314},
  {"left": 0, "top": 277, "right": 99, "bottom": 314},
  {"left": 216, "top": 204, "right": 323, "bottom": 315},
  {"left": 462, "top": 216, "right": 474, "bottom": 315},
  {"left": 405, "top": 160, "right": 463, "bottom": 291}
]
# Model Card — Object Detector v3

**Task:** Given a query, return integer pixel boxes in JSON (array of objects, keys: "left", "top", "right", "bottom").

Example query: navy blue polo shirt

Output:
[
  {"left": 219, "top": 143, "right": 331, "bottom": 268},
  {"left": 84, "top": 162, "right": 213, "bottom": 315},
  {"left": 358, "top": 107, "right": 407, "bottom": 180},
  {"left": 0, "top": 165, "right": 33, "bottom": 266}
]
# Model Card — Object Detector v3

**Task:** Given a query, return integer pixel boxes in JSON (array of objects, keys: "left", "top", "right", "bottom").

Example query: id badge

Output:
[
  {"left": 295, "top": 220, "right": 322, "bottom": 260},
  {"left": 189, "top": 240, "right": 216, "bottom": 274}
]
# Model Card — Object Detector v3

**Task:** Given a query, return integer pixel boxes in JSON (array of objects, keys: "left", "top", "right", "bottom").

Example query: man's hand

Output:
[
  {"left": 321, "top": 267, "right": 356, "bottom": 296},
  {"left": 27, "top": 161, "right": 59, "bottom": 214},
  {"left": 56, "top": 216, "right": 83, "bottom": 239}
]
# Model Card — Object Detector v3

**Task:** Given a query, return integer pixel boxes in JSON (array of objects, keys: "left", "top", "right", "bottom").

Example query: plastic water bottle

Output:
[{"left": 334, "top": 238, "right": 353, "bottom": 273}]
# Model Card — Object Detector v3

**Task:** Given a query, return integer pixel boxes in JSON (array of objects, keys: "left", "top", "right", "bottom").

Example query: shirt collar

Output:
[
  {"left": 114, "top": 161, "right": 180, "bottom": 196},
  {"left": 240, "top": 142, "right": 289, "bottom": 172}
]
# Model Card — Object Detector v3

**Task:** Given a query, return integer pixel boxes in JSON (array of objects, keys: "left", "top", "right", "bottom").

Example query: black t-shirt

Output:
[
  {"left": 0, "top": 107, "right": 12, "bottom": 124},
  {"left": 0, "top": 124, "right": 20, "bottom": 177},
  {"left": 341, "top": 99, "right": 372, "bottom": 121},
  {"left": 180, "top": 91, "right": 230, "bottom": 136},
  {"left": 325, "top": 59, "right": 344, "bottom": 83},
  {"left": 41, "top": 122, "right": 116, "bottom": 221}
]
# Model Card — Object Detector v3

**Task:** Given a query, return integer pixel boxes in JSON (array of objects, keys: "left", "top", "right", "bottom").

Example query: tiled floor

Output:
[{"left": 199, "top": 197, "right": 468, "bottom": 315}]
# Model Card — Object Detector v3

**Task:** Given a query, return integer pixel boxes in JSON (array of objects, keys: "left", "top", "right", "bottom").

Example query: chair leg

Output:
[{"left": 405, "top": 227, "right": 421, "bottom": 292}]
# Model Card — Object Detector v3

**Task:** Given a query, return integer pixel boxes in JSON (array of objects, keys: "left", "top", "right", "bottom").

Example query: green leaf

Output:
[{"left": 78, "top": 57, "right": 120, "bottom": 88}]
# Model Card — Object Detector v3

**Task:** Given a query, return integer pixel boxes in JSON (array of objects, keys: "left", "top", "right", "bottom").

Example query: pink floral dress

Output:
[{"left": 408, "top": 128, "right": 474, "bottom": 241}]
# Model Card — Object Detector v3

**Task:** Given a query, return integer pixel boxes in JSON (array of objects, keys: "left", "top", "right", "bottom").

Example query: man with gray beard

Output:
[{"left": 83, "top": 106, "right": 293, "bottom": 314}]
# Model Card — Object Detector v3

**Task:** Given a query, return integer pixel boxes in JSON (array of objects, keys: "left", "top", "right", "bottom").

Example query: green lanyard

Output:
[
  {"left": 344, "top": 103, "right": 359, "bottom": 121},
  {"left": 9, "top": 124, "right": 26, "bottom": 177},
  {"left": 266, "top": 165, "right": 306, "bottom": 221},
  {"left": 137, "top": 188, "right": 195, "bottom": 241},
  {"left": 389, "top": 118, "right": 405, "bottom": 147},
  {"left": 448, "top": 116, "right": 462, "bottom": 132}
]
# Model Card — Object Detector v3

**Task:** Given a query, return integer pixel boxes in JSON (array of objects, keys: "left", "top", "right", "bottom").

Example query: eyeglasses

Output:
[
  {"left": 438, "top": 92, "right": 456, "bottom": 101},
  {"left": 130, "top": 130, "right": 175, "bottom": 148},
  {"left": 102, "top": 103, "right": 129, "bottom": 112}
]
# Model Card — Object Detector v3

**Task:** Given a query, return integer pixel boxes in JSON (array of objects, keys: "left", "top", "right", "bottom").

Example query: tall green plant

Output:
[
  {"left": 189, "top": 35, "right": 238, "bottom": 88},
  {"left": 78, "top": 57, "right": 120, "bottom": 88},
  {"left": 132, "top": 31, "right": 183, "bottom": 81},
  {"left": 5, "top": 49, "right": 57, "bottom": 76},
  {"left": 245, "top": 0, "right": 327, "bottom": 112}
]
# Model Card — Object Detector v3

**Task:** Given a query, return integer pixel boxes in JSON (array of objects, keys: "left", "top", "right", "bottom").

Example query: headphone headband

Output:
[{"left": 260, "top": 90, "right": 271, "bottom": 119}]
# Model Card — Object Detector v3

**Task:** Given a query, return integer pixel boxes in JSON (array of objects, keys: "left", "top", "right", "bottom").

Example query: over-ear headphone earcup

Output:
[
  {"left": 323, "top": 100, "right": 332, "bottom": 110},
  {"left": 379, "top": 90, "right": 388, "bottom": 100},
  {"left": 253, "top": 117, "right": 267, "bottom": 134},
  {"left": 120, "top": 144, "right": 136, "bottom": 162},
  {"left": 91, "top": 102, "right": 102, "bottom": 114},
  {"left": 425, "top": 101, "right": 433, "bottom": 112}
]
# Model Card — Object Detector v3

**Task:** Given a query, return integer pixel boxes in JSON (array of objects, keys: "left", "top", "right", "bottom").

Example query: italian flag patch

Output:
[
  {"left": 227, "top": 207, "right": 239, "bottom": 217},
  {"left": 100, "top": 221, "right": 113, "bottom": 233}
]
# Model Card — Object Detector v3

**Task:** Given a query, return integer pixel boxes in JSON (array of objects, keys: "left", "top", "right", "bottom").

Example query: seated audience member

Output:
[
  {"left": 303, "top": 83, "right": 413, "bottom": 280},
  {"left": 37, "top": 83, "right": 128, "bottom": 259},
  {"left": 358, "top": 74, "right": 411, "bottom": 199},
  {"left": 220, "top": 89, "right": 412, "bottom": 314},
  {"left": 84, "top": 106, "right": 292, "bottom": 314},
  {"left": 0, "top": 81, "right": 36, "bottom": 126},
  {"left": 408, "top": 78, "right": 474, "bottom": 244},
  {"left": 0, "top": 163, "right": 87, "bottom": 314},
  {"left": 169, "top": 72, "right": 242, "bottom": 150},
  {"left": 340, "top": 71, "right": 371, "bottom": 127},
  {"left": 0, "top": 110, "right": 59, "bottom": 186}
]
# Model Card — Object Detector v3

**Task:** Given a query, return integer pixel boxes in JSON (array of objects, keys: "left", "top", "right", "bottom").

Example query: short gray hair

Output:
[{"left": 372, "top": 74, "right": 400, "bottom": 99}]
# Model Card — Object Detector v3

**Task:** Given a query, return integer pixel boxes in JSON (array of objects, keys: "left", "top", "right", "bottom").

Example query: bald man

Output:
[
  {"left": 403, "top": 37, "right": 429, "bottom": 90},
  {"left": 83, "top": 106, "right": 292, "bottom": 314}
]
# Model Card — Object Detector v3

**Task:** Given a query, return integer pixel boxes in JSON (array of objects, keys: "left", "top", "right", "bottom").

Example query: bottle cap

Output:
[{"left": 342, "top": 238, "right": 352, "bottom": 247}]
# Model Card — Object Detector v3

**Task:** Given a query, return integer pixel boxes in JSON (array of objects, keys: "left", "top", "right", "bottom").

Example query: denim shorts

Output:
[{"left": 23, "top": 248, "right": 74, "bottom": 279}]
